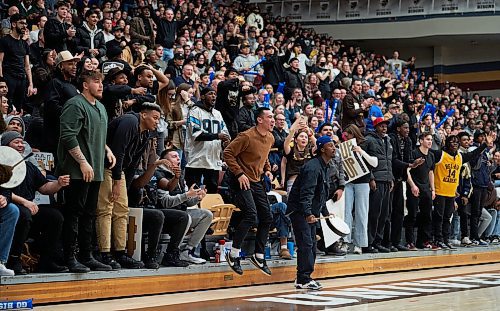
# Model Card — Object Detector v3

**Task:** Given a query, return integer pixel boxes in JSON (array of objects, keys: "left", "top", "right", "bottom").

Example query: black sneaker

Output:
[
  {"left": 395, "top": 244, "right": 410, "bottom": 251},
  {"left": 7, "top": 256, "right": 27, "bottom": 275},
  {"left": 389, "top": 246, "right": 399, "bottom": 252},
  {"left": 79, "top": 256, "right": 113, "bottom": 271},
  {"left": 143, "top": 254, "right": 160, "bottom": 269},
  {"left": 37, "top": 260, "right": 69, "bottom": 273},
  {"left": 249, "top": 254, "right": 271, "bottom": 276},
  {"left": 161, "top": 250, "right": 189, "bottom": 267},
  {"left": 225, "top": 252, "right": 243, "bottom": 275},
  {"left": 445, "top": 242, "right": 457, "bottom": 250},
  {"left": 66, "top": 257, "right": 90, "bottom": 273},
  {"left": 100, "top": 253, "right": 121, "bottom": 270},
  {"left": 375, "top": 245, "right": 391, "bottom": 253},
  {"left": 115, "top": 253, "right": 145, "bottom": 269},
  {"left": 436, "top": 241, "right": 449, "bottom": 250},
  {"left": 326, "top": 242, "right": 347, "bottom": 256},
  {"left": 362, "top": 246, "right": 379, "bottom": 253}
]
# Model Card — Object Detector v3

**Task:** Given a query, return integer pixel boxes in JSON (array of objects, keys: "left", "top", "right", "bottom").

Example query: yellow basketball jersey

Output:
[{"left": 434, "top": 152, "right": 462, "bottom": 197}]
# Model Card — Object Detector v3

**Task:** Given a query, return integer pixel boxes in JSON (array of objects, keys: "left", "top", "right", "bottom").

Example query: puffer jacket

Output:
[
  {"left": 75, "top": 23, "right": 107, "bottom": 58},
  {"left": 365, "top": 131, "right": 394, "bottom": 182}
]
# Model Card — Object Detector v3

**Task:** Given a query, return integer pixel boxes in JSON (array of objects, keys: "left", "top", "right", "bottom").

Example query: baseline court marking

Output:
[{"left": 245, "top": 271, "right": 500, "bottom": 309}]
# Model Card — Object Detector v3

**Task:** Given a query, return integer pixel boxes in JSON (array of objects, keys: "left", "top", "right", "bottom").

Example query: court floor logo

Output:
[{"left": 246, "top": 272, "right": 500, "bottom": 308}]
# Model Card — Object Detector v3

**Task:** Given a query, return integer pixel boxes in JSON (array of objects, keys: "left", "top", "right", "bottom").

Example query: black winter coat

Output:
[
  {"left": 42, "top": 74, "right": 78, "bottom": 154},
  {"left": 75, "top": 25, "right": 107, "bottom": 58},
  {"left": 262, "top": 49, "right": 291, "bottom": 86},
  {"left": 365, "top": 131, "right": 394, "bottom": 182}
]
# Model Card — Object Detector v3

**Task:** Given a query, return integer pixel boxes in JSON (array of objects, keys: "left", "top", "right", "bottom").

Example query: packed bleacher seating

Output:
[{"left": 0, "top": 0, "right": 498, "bottom": 282}]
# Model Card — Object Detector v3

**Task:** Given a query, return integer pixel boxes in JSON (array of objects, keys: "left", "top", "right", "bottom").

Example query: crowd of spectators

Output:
[{"left": 0, "top": 0, "right": 499, "bottom": 277}]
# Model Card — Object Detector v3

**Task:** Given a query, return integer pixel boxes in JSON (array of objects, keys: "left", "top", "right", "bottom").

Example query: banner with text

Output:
[
  {"left": 432, "top": 0, "right": 468, "bottom": 14},
  {"left": 310, "top": 1, "right": 334, "bottom": 21},
  {"left": 338, "top": 138, "right": 370, "bottom": 183},
  {"left": 282, "top": 2, "right": 309, "bottom": 21},
  {"left": 258, "top": 2, "right": 282, "bottom": 18},
  {"left": 469, "top": 0, "right": 496, "bottom": 11},
  {"left": 400, "top": 0, "right": 433, "bottom": 15},
  {"left": 337, "top": 0, "right": 369, "bottom": 20},
  {"left": 367, "top": 0, "right": 401, "bottom": 18}
]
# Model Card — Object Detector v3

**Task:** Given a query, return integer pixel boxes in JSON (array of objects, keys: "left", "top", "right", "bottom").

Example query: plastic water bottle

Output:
[
  {"left": 265, "top": 242, "right": 271, "bottom": 259},
  {"left": 214, "top": 243, "right": 221, "bottom": 263},
  {"left": 218, "top": 240, "right": 226, "bottom": 261}
]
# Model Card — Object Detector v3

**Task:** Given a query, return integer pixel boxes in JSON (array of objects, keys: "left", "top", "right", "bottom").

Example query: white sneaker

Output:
[
  {"left": 461, "top": 237, "right": 472, "bottom": 246},
  {"left": 0, "top": 263, "right": 14, "bottom": 276},
  {"left": 295, "top": 279, "right": 323, "bottom": 290},
  {"left": 179, "top": 250, "right": 206, "bottom": 264},
  {"left": 353, "top": 246, "right": 362, "bottom": 254},
  {"left": 449, "top": 239, "right": 461, "bottom": 247}
]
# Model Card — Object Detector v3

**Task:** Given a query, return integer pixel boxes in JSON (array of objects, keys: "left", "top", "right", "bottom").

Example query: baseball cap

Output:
[
  {"left": 373, "top": 117, "right": 390, "bottom": 127},
  {"left": 316, "top": 135, "right": 333, "bottom": 151}
]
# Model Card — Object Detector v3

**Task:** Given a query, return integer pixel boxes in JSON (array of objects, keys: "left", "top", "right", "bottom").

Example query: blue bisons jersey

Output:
[{"left": 185, "top": 105, "right": 230, "bottom": 170}]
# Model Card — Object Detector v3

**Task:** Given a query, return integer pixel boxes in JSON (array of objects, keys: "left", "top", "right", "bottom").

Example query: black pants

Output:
[
  {"left": 230, "top": 178, "right": 273, "bottom": 254},
  {"left": 142, "top": 208, "right": 189, "bottom": 256},
  {"left": 470, "top": 187, "right": 488, "bottom": 240},
  {"left": 184, "top": 167, "right": 219, "bottom": 194},
  {"left": 368, "top": 181, "right": 391, "bottom": 246},
  {"left": 290, "top": 212, "right": 317, "bottom": 284},
  {"left": 4, "top": 73, "right": 27, "bottom": 112},
  {"left": 62, "top": 180, "right": 101, "bottom": 258},
  {"left": 10, "top": 205, "right": 64, "bottom": 261},
  {"left": 404, "top": 188, "right": 433, "bottom": 246},
  {"left": 433, "top": 195, "right": 455, "bottom": 243},
  {"left": 384, "top": 180, "right": 405, "bottom": 247},
  {"left": 458, "top": 200, "right": 471, "bottom": 238}
]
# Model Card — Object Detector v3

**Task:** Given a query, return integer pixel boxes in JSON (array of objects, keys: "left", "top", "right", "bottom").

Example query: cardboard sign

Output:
[
  {"left": 33, "top": 152, "right": 55, "bottom": 171},
  {"left": 127, "top": 207, "right": 143, "bottom": 261},
  {"left": 338, "top": 139, "right": 370, "bottom": 183}
]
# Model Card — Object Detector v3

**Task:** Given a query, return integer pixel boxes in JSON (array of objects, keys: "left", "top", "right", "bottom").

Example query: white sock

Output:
[
  {"left": 255, "top": 253, "right": 264, "bottom": 259},
  {"left": 281, "top": 244, "right": 288, "bottom": 249},
  {"left": 230, "top": 247, "right": 240, "bottom": 258}
]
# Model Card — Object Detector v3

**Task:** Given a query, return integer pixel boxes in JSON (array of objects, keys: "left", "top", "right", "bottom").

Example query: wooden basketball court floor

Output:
[{"left": 34, "top": 263, "right": 500, "bottom": 311}]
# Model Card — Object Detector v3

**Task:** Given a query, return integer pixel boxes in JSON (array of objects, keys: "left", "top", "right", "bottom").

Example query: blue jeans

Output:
[
  {"left": 450, "top": 210, "right": 460, "bottom": 240},
  {"left": 0, "top": 203, "right": 20, "bottom": 263},
  {"left": 485, "top": 209, "right": 498, "bottom": 237},
  {"left": 344, "top": 183, "right": 369, "bottom": 247},
  {"left": 271, "top": 202, "right": 290, "bottom": 238}
]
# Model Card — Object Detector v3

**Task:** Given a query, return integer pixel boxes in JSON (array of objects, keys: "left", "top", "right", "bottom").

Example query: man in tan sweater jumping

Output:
[{"left": 223, "top": 107, "right": 275, "bottom": 276}]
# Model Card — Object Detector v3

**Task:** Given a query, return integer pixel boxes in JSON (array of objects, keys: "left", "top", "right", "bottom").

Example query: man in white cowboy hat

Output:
[{"left": 42, "top": 50, "right": 81, "bottom": 157}]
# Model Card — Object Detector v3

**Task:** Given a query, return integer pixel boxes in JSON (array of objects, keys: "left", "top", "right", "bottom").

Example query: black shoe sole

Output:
[
  {"left": 249, "top": 257, "right": 271, "bottom": 276},
  {"left": 225, "top": 253, "right": 243, "bottom": 275},
  {"left": 68, "top": 267, "right": 90, "bottom": 273}
]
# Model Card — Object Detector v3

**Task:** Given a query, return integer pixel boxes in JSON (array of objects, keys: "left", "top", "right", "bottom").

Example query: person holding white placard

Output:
[{"left": 342, "top": 124, "right": 378, "bottom": 254}]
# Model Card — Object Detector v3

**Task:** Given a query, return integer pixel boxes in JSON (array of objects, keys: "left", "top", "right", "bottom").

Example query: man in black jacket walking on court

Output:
[{"left": 287, "top": 135, "right": 337, "bottom": 291}]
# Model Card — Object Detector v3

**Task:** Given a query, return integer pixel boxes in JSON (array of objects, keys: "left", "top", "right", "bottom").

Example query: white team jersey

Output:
[{"left": 185, "top": 105, "right": 229, "bottom": 170}]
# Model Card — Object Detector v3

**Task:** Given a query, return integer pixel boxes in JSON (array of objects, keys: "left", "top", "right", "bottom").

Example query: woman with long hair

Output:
[
  {"left": 167, "top": 83, "right": 195, "bottom": 152},
  {"left": 280, "top": 119, "right": 316, "bottom": 192},
  {"left": 156, "top": 81, "right": 177, "bottom": 154},
  {"left": 342, "top": 124, "right": 379, "bottom": 254}
]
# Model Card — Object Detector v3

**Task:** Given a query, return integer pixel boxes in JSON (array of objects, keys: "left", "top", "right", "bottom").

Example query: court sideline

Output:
[{"left": 35, "top": 263, "right": 500, "bottom": 310}]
